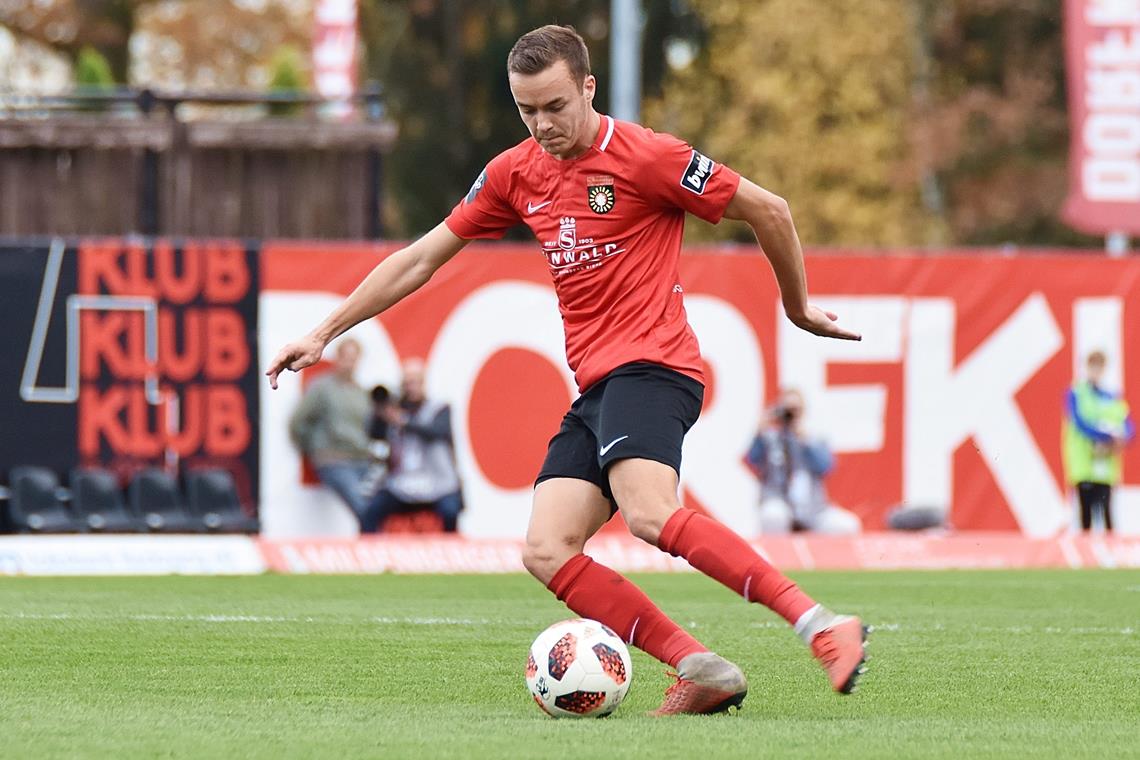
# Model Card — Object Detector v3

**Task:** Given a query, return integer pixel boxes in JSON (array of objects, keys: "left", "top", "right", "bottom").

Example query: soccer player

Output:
[{"left": 267, "top": 24, "right": 868, "bottom": 715}]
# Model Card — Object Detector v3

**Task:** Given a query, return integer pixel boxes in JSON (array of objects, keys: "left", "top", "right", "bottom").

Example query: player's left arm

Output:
[{"left": 723, "top": 178, "right": 861, "bottom": 341}]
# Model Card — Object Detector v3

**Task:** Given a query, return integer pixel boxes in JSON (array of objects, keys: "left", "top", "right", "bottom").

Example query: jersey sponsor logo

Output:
[
  {"left": 558, "top": 217, "right": 577, "bottom": 251},
  {"left": 680, "top": 150, "right": 714, "bottom": 195},
  {"left": 465, "top": 168, "right": 487, "bottom": 204},
  {"left": 527, "top": 200, "right": 552, "bottom": 214},
  {"left": 586, "top": 175, "right": 616, "bottom": 214},
  {"left": 544, "top": 217, "right": 626, "bottom": 274}
]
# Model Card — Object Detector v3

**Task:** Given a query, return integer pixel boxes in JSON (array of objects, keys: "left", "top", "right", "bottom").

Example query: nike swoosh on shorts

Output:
[{"left": 599, "top": 436, "right": 629, "bottom": 456}]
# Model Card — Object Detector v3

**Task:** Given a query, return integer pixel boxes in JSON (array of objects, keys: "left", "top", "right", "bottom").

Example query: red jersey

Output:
[{"left": 444, "top": 115, "right": 741, "bottom": 392}]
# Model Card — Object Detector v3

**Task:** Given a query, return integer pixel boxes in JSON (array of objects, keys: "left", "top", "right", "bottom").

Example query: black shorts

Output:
[{"left": 535, "top": 362, "right": 704, "bottom": 506}]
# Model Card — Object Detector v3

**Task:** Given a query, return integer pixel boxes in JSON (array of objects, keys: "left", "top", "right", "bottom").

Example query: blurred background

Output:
[
  {"left": 0, "top": 0, "right": 1119, "bottom": 246},
  {"left": 1, "top": 0, "right": 1137, "bottom": 558}
]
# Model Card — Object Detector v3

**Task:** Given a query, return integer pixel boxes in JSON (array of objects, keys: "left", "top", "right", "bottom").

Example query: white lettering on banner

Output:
[
  {"left": 316, "top": 0, "right": 357, "bottom": 24},
  {"left": 1080, "top": 3, "right": 1140, "bottom": 203},
  {"left": 682, "top": 296, "right": 765, "bottom": 536},
  {"left": 1088, "top": 30, "right": 1140, "bottom": 66},
  {"left": 905, "top": 294, "right": 1067, "bottom": 537},
  {"left": 1085, "top": 114, "right": 1140, "bottom": 153},
  {"left": 258, "top": 293, "right": 401, "bottom": 538},
  {"left": 1083, "top": 159, "right": 1140, "bottom": 200},
  {"left": 1086, "top": 0, "right": 1140, "bottom": 25},
  {"left": 1087, "top": 70, "right": 1140, "bottom": 108},
  {"left": 426, "top": 281, "right": 576, "bottom": 539},
  {"left": 778, "top": 297, "right": 906, "bottom": 452}
]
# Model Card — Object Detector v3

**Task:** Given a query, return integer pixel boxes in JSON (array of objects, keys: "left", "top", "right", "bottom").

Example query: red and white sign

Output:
[
  {"left": 3, "top": 534, "right": 1138, "bottom": 576},
  {"left": 1062, "top": 0, "right": 1140, "bottom": 234},
  {"left": 312, "top": 0, "right": 358, "bottom": 112},
  {"left": 258, "top": 534, "right": 1140, "bottom": 573},
  {"left": 258, "top": 244, "right": 1140, "bottom": 539}
]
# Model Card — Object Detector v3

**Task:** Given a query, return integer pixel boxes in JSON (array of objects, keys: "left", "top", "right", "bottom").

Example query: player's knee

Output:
[
  {"left": 622, "top": 504, "right": 674, "bottom": 546},
  {"left": 522, "top": 538, "right": 578, "bottom": 586}
]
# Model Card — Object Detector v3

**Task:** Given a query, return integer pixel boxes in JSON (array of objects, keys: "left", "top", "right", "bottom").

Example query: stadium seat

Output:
[
  {"left": 70, "top": 468, "right": 145, "bottom": 533},
  {"left": 185, "top": 469, "right": 260, "bottom": 533},
  {"left": 5, "top": 467, "right": 79, "bottom": 533},
  {"left": 128, "top": 468, "right": 201, "bottom": 533}
]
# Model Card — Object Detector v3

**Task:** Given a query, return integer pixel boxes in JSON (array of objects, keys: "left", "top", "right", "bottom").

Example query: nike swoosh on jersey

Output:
[
  {"left": 599, "top": 435, "right": 629, "bottom": 456},
  {"left": 527, "top": 200, "right": 553, "bottom": 214}
]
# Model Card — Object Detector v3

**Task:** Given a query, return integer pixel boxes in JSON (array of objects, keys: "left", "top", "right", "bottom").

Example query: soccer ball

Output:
[{"left": 525, "top": 618, "right": 633, "bottom": 718}]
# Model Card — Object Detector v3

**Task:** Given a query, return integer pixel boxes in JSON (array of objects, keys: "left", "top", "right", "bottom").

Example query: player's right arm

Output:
[{"left": 265, "top": 222, "right": 468, "bottom": 389}]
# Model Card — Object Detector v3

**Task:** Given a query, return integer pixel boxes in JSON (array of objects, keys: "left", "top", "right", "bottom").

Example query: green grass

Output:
[{"left": 0, "top": 570, "right": 1137, "bottom": 759}]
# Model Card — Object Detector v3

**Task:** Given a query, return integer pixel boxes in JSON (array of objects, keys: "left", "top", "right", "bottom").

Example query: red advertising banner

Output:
[
  {"left": 259, "top": 244, "right": 1140, "bottom": 539},
  {"left": 1062, "top": 0, "right": 1140, "bottom": 235},
  {"left": 0, "top": 239, "right": 262, "bottom": 508}
]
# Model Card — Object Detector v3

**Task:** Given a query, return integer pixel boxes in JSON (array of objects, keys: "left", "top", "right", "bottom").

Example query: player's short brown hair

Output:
[{"left": 507, "top": 25, "right": 591, "bottom": 87}]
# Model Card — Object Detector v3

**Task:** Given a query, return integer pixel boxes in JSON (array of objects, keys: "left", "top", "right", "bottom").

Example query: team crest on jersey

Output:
[
  {"left": 586, "top": 175, "right": 616, "bottom": 214},
  {"left": 558, "top": 217, "right": 578, "bottom": 251}
]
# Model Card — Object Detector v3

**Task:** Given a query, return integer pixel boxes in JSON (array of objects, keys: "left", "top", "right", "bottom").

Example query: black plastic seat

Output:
[
  {"left": 128, "top": 468, "right": 201, "bottom": 533},
  {"left": 70, "top": 468, "right": 144, "bottom": 533},
  {"left": 185, "top": 468, "right": 260, "bottom": 533},
  {"left": 6, "top": 467, "right": 78, "bottom": 533}
]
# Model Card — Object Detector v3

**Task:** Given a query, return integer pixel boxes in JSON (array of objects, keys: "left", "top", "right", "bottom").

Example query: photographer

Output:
[{"left": 745, "top": 388, "right": 861, "bottom": 535}]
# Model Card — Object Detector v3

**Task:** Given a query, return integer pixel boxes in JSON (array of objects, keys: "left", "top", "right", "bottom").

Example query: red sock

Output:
[
  {"left": 658, "top": 508, "right": 816, "bottom": 625},
  {"left": 547, "top": 554, "right": 707, "bottom": 668}
]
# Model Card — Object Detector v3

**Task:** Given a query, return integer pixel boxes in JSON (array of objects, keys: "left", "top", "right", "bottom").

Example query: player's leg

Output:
[
  {"left": 598, "top": 366, "right": 867, "bottom": 694},
  {"left": 527, "top": 400, "right": 747, "bottom": 715},
  {"left": 611, "top": 457, "right": 868, "bottom": 694},
  {"left": 523, "top": 477, "right": 746, "bottom": 715},
  {"left": 523, "top": 477, "right": 707, "bottom": 666}
]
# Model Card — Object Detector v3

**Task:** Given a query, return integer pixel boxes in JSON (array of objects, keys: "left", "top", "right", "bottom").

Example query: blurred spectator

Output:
[
  {"left": 366, "top": 359, "right": 463, "bottom": 533},
  {"left": 746, "top": 389, "right": 861, "bottom": 535},
  {"left": 1063, "top": 351, "right": 1134, "bottom": 533},
  {"left": 288, "top": 338, "right": 378, "bottom": 531}
]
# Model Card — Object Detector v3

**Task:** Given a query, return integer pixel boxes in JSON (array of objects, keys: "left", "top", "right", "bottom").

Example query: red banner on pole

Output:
[{"left": 1062, "top": 0, "right": 1140, "bottom": 235}]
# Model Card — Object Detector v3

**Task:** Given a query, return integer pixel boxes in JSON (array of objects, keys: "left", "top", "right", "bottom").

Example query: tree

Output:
[
  {"left": 267, "top": 45, "right": 307, "bottom": 116},
  {"left": 918, "top": 0, "right": 1100, "bottom": 246},
  {"left": 646, "top": 0, "right": 943, "bottom": 246},
  {"left": 358, "top": 0, "right": 695, "bottom": 236},
  {"left": 75, "top": 45, "right": 115, "bottom": 88}
]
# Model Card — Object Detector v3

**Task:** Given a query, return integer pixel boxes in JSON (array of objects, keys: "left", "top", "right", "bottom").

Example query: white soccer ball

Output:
[{"left": 525, "top": 618, "right": 633, "bottom": 718}]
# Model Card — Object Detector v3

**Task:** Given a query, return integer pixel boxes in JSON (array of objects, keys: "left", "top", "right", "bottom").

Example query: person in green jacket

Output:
[
  {"left": 288, "top": 338, "right": 379, "bottom": 531},
  {"left": 1063, "top": 351, "right": 1134, "bottom": 532}
]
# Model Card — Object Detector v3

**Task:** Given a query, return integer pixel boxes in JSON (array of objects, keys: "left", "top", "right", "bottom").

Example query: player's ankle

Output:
[{"left": 793, "top": 604, "right": 836, "bottom": 645}]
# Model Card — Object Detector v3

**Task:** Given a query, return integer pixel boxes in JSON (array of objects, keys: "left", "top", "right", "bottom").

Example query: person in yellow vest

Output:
[{"left": 1063, "top": 351, "right": 1134, "bottom": 532}]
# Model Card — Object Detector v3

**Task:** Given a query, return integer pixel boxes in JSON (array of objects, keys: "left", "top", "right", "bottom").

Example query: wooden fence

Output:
[{"left": 0, "top": 91, "right": 396, "bottom": 239}]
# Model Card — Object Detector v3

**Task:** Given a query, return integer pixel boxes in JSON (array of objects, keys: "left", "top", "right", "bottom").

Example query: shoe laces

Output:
[{"left": 658, "top": 671, "right": 690, "bottom": 711}]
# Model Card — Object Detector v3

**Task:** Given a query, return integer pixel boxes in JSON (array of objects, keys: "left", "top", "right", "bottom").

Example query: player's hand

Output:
[
  {"left": 788, "top": 304, "right": 862, "bottom": 341},
  {"left": 265, "top": 335, "right": 326, "bottom": 389}
]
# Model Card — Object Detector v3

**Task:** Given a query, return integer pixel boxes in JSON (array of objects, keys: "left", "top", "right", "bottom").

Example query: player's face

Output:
[{"left": 509, "top": 60, "right": 597, "bottom": 159}]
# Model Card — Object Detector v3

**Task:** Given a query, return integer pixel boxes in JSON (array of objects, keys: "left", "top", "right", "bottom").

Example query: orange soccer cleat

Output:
[
  {"left": 649, "top": 652, "right": 748, "bottom": 716},
  {"left": 810, "top": 616, "right": 870, "bottom": 694}
]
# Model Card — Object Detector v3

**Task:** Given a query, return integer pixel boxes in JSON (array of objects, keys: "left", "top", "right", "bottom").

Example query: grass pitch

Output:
[{"left": 1, "top": 569, "right": 1137, "bottom": 759}]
